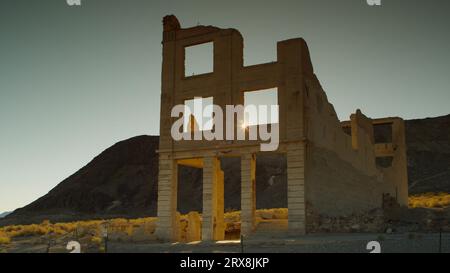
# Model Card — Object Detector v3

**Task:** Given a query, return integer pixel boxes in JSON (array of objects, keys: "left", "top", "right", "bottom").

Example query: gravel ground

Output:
[
  {"left": 2, "top": 232, "right": 448, "bottom": 253},
  {"left": 108, "top": 233, "right": 450, "bottom": 253}
]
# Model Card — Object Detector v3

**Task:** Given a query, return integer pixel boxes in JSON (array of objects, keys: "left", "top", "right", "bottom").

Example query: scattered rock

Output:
[{"left": 350, "top": 224, "right": 360, "bottom": 231}]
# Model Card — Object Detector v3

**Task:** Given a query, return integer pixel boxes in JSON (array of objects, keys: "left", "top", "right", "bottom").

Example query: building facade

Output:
[{"left": 155, "top": 15, "right": 408, "bottom": 242}]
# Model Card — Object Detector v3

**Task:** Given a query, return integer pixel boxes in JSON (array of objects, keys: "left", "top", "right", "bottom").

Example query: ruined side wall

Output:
[
  {"left": 305, "top": 145, "right": 382, "bottom": 216},
  {"left": 378, "top": 119, "right": 409, "bottom": 206},
  {"left": 304, "top": 75, "right": 385, "bottom": 218}
]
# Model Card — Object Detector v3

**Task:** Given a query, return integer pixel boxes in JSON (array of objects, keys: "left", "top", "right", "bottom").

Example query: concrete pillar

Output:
[
  {"left": 241, "top": 153, "right": 256, "bottom": 236},
  {"left": 155, "top": 154, "right": 179, "bottom": 241},
  {"left": 216, "top": 168, "right": 225, "bottom": 240},
  {"left": 392, "top": 119, "right": 409, "bottom": 206},
  {"left": 173, "top": 212, "right": 181, "bottom": 242},
  {"left": 202, "top": 157, "right": 225, "bottom": 241},
  {"left": 287, "top": 144, "right": 306, "bottom": 234}
]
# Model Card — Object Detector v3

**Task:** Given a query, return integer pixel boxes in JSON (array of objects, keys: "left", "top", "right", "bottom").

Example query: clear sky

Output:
[{"left": 1, "top": 0, "right": 449, "bottom": 212}]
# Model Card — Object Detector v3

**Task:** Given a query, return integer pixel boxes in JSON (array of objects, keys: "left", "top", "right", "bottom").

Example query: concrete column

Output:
[
  {"left": 202, "top": 157, "right": 225, "bottom": 241},
  {"left": 216, "top": 168, "right": 225, "bottom": 240},
  {"left": 241, "top": 153, "right": 256, "bottom": 236},
  {"left": 155, "top": 154, "right": 179, "bottom": 241},
  {"left": 287, "top": 144, "right": 306, "bottom": 234},
  {"left": 392, "top": 119, "right": 409, "bottom": 206}
]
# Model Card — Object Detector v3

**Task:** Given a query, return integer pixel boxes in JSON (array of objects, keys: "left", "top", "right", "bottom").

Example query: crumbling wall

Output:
[
  {"left": 377, "top": 119, "right": 409, "bottom": 206},
  {"left": 156, "top": 15, "right": 309, "bottom": 241},
  {"left": 303, "top": 75, "right": 385, "bottom": 218},
  {"left": 305, "top": 145, "right": 382, "bottom": 216},
  {"left": 156, "top": 15, "right": 408, "bottom": 240}
]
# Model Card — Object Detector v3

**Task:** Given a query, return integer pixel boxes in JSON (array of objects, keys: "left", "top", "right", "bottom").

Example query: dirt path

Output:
[{"left": 108, "top": 233, "right": 450, "bottom": 253}]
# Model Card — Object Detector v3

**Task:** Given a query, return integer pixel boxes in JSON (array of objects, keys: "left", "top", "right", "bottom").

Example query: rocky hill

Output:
[
  {"left": 0, "top": 212, "right": 11, "bottom": 218},
  {"left": 2, "top": 115, "right": 449, "bottom": 226},
  {"left": 406, "top": 114, "right": 450, "bottom": 194},
  {"left": 2, "top": 136, "right": 160, "bottom": 225}
]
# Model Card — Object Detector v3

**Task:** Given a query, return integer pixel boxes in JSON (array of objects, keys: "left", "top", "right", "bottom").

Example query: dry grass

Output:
[
  {"left": 90, "top": 236, "right": 102, "bottom": 245},
  {"left": 0, "top": 237, "right": 10, "bottom": 245},
  {"left": 0, "top": 231, "right": 11, "bottom": 245},
  {"left": 0, "top": 209, "right": 288, "bottom": 245},
  {"left": 256, "top": 208, "right": 288, "bottom": 219},
  {"left": 0, "top": 218, "right": 153, "bottom": 241},
  {"left": 409, "top": 192, "right": 450, "bottom": 208}
]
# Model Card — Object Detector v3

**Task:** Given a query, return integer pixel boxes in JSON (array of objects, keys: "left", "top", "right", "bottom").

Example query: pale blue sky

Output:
[{"left": 1, "top": 0, "right": 449, "bottom": 212}]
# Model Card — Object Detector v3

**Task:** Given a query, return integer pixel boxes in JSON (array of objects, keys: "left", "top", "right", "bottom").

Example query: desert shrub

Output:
[
  {"left": 130, "top": 219, "right": 157, "bottom": 235},
  {"left": 73, "top": 220, "right": 104, "bottom": 237},
  {"left": 271, "top": 208, "right": 288, "bottom": 219},
  {"left": 50, "top": 226, "right": 67, "bottom": 235},
  {"left": 91, "top": 236, "right": 102, "bottom": 245},
  {"left": 409, "top": 192, "right": 450, "bottom": 208},
  {"left": 0, "top": 231, "right": 11, "bottom": 245},
  {"left": 0, "top": 236, "right": 10, "bottom": 245},
  {"left": 109, "top": 218, "right": 128, "bottom": 226},
  {"left": 224, "top": 211, "right": 240, "bottom": 223},
  {"left": 124, "top": 225, "right": 134, "bottom": 236},
  {"left": 129, "top": 217, "right": 157, "bottom": 226},
  {"left": 0, "top": 211, "right": 292, "bottom": 244},
  {"left": 53, "top": 223, "right": 77, "bottom": 234},
  {"left": 5, "top": 224, "right": 49, "bottom": 237},
  {"left": 254, "top": 208, "right": 289, "bottom": 220}
]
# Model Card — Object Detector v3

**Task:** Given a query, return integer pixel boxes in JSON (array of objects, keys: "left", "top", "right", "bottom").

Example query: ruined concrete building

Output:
[{"left": 155, "top": 15, "right": 408, "bottom": 241}]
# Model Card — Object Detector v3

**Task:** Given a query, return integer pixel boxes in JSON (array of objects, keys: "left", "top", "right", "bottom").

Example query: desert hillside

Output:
[
  {"left": 405, "top": 114, "right": 450, "bottom": 193},
  {"left": 1, "top": 114, "right": 449, "bottom": 226}
]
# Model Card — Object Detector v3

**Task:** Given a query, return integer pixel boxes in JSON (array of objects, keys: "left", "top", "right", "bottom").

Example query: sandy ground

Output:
[
  {"left": 2, "top": 233, "right": 449, "bottom": 253},
  {"left": 107, "top": 233, "right": 450, "bottom": 253}
]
